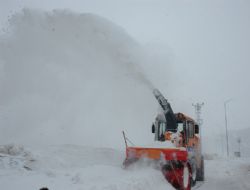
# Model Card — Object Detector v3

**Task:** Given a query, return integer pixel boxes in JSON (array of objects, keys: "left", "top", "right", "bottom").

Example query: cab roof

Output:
[{"left": 175, "top": 112, "right": 196, "bottom": 124}]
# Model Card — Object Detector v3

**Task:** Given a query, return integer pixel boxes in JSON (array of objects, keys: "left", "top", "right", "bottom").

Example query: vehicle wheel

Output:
[
  {"left": 162, "top": 161, "right": 191, "bottom": 190},
  {"left": 181, "top": 163, "right": 192, "bottom": 190},
  {"left": 190, "top": 159, "right": 197, "bottom": 186},
  {"left": 196, "top": 156, "right": 205, "bottom": 181}
]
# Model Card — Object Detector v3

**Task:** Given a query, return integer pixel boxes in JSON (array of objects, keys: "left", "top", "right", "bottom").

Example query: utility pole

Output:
[
  {"left": 192, "top": 102, "right": 204, "bottom": 151},
  {"left": 192, "top": 103, "right": 204, "bottom": 127},
  {"left": 221, "top": 134, "right": 224, "bottom": 156},
  {"left": 224, "top": 99, "right": 232, "bottom": 157},
  {"left": 237, "top": 137, "right": 241, "bottom": 157}
]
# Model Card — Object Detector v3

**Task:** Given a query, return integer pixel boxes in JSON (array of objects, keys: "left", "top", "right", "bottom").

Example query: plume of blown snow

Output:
[{"left": 0, "top": 9, "right": 158, "bottom": 149}]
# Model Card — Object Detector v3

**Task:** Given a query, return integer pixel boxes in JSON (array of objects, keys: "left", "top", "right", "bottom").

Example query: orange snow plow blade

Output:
[{"left": 125, "top": 147, "right": 188, "bottom": 161}]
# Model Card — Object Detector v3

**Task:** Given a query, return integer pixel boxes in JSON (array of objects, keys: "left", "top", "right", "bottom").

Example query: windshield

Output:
[
  {"left": 158, "top": 122, "right": 166, "bottom": 141},
  {"left": 177, "top": 123, "right": 184, "bottom": 132}
]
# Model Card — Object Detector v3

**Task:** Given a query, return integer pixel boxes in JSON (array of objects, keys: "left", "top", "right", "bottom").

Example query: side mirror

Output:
[
  {"left": 195, "top": 124, "right": 199, "bottom": 134},
  {"left": 152, "top": 124, "right": 155, "bottom": 133}
]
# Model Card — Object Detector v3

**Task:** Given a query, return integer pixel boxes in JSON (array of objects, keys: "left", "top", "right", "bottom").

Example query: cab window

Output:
[
  {"left": 158, "top": 122, "right": 166, "bottom": 141},
  {"left": 188, "top": 122, "right": 194, "bottom": 138}
]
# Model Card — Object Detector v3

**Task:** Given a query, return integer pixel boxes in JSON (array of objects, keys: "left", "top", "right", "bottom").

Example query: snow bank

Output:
[
  {"left": 0, "top": 144, "right": 34, "bottom": 171},
  {"left": 0, "top": 144, "right": 25, "bottom": 156},
  {"left": 0, "top": 9, "right": 158, "bottom": 148}
]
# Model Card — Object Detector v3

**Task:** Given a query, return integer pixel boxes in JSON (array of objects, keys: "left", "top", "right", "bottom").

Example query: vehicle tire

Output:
[
  {"left": 196, "top": 156, "right": 205, "bottom": 181},
  {"left": 190, "top": 160, "right": 197, "bottom": 187},
  {"left": 181, "top": 163, "right": 192, "bottom": 190}
]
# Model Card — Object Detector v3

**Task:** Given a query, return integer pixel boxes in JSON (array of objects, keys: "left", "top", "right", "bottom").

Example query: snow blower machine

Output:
[{"left": 123, "top": 89, "right": 204, "bottom": 190}]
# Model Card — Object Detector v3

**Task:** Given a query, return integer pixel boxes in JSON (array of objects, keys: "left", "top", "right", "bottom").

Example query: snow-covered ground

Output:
[
  {"left": 0, "top": 144, "right": 173, "bottom": 190},
  {"left": 200, "top": 158, "right": 250, "bottom": 190},
  {"left": 0, "top": 144, "right": 249, "bottom": 190}
]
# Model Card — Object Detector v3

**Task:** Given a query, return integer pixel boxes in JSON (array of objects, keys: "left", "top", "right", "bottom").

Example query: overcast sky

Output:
[{"left": 0, "top": 0, "right": 250, "bottom": 136}]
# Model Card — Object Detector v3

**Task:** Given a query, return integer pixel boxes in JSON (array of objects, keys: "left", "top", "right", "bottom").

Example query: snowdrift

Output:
[{"left": 0, "top": 9, "right": 158, "bottom": 148}]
